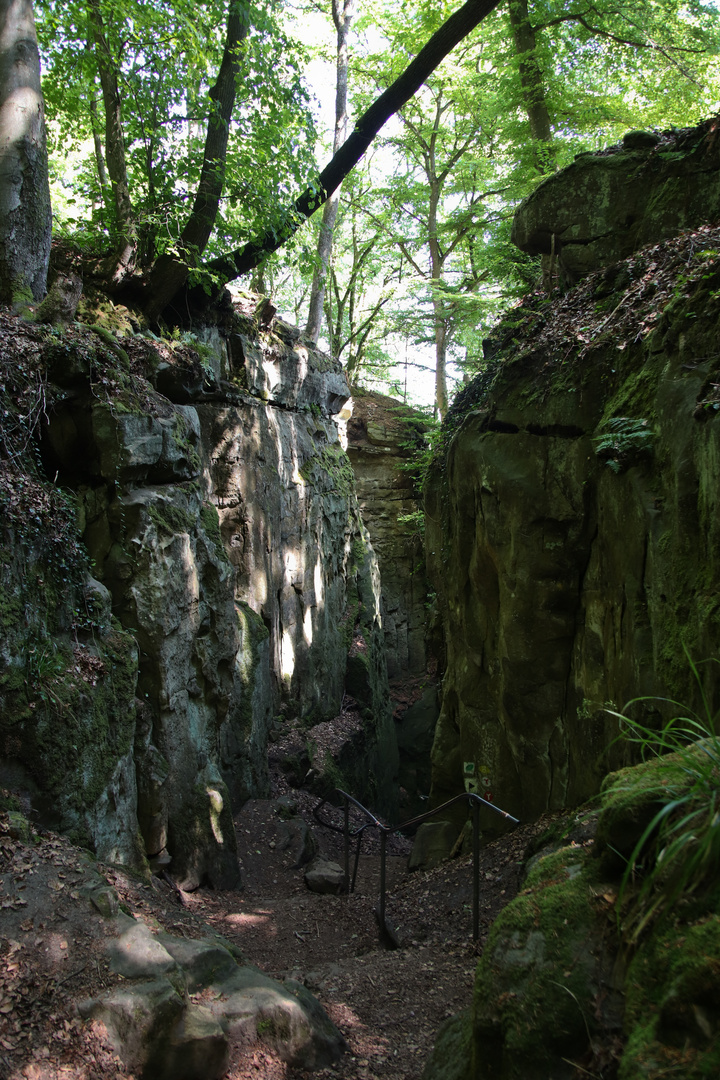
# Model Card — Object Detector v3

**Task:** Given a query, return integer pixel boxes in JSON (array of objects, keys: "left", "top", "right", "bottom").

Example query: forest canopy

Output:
[{"left": 11, "top": 0, "right": 720, "bottom": 410}]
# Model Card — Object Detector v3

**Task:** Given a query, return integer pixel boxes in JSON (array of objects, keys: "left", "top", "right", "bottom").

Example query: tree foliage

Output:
[
  {"left": 39, "top": 0, "right": 317, "bottom": 263},
  {"left": 315, "top": 0, "right": 720, "bottom": 410},
  {"left": 25, "top": 0, "right": 720, "bottom": 413}
]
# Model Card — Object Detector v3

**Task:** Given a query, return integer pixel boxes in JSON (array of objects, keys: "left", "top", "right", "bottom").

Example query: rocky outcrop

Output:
[
  {"left": 83, "top": 914, "right": 348, "bottom": 1077},
  {"left": 0, "top": 810, "right": 347, "bottom": 1079},
  {"left": 512, "top": 118, "right": 720, "bottom": 282},
  {"left": 199, "top": 324, "right": 398, "bottom": 817},
  {"left": 0, "top": 300, "right": 398, "bottom": 885},
  {"left": 424, "top": 222, "right": 720, "bottom": 839}
]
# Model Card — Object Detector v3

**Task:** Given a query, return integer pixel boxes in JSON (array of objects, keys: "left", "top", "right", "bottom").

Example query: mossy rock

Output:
[
  {"left": 595, "top": 745, "right": 709, "bottom": 873},
  {"left": 422, "top": 1010, "right": 473, "bottom": 1080},
  {"left": 200, "top": 504, "right": 230, "bottom": 565},
  {"left": 472, "top": 846, "right": 616, "bottom": 1080},
  {"left": 620, "top": 911, "right": 720, "bottom": 1079},
  {"left": 299, "top": 444, "right": 355, "bottom": 496},
  {"left": 167, "top": 779, "right": 240, "bottom": 891},
  {"left": 345, "top": 649, "right": 371, "bottom": 704}
]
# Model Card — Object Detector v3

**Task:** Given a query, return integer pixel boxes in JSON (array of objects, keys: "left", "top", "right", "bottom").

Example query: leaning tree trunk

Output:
[
  {"left": 170, "top": 0, "right": 503, "bottom": 320},
  {"left": 0, "top": 0, "right": 51, "bottom": 304},
  {"left": 304, "top": 0, "right": 355, "bottom": 344}
]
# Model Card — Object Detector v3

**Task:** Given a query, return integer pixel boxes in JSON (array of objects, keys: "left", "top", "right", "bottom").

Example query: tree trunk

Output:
[
  {"left": 87, "top": 0, "right": 136, "bottom": 283},
  {"left": 142, "top": 0, "right": 249, "bottom": 322},
  {"left": 433, "top": 314, "right": 449, "bottom": 420},
  {"left": 0, "top": 0, "right": 51, "bottom": 303},
  {"left": 305, "top": 0, "right": 354, "bottom": 344},
  {"left": 88, "top": 92, "right": 112, "bottom": 219},
  {"left": 508, "top": 0, "right": 553, "bottom": 170},
  {"left": 427, "top": 138, "right": 448, "bottom": 420}
]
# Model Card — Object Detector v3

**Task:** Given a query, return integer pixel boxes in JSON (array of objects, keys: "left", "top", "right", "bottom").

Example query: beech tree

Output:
[
  {"left": 200, "top": 0, "right": 504, "bottom": 300},
  {"left": 39, "top": 0, "right": 317, "bottom": 295},
  {"left": 0, "top": 0, "right": 51, "bottom": 303},
  {"left": 37, "top": 0, "right": 508, "bottom": 323},
  {"left": 26, "top": 0, "right": 720, "bottom": 355}
]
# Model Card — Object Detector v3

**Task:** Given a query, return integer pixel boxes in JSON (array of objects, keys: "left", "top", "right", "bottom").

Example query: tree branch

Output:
[{"left": 202, "top": 0, "right": 503, "bottom": 287}]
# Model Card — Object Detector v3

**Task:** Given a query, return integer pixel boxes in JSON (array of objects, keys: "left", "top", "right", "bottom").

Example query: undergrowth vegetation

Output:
[{"left": 607, "top": 650, "right": 720, "bottom": 944}]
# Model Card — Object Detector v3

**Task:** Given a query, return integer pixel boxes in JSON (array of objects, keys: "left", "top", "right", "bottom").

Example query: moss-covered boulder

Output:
[
  {"left": 472, "top": 845, "right": 619, "bottom": 1079},
  {"left": 427, "top": 748, "right": 720, "bottom": 1079},
  {"left": 621, "top": 914, "right": 720, "bottom": 1079},
  {"left": 422, "top": 1010, "right": 473, "bottom": 1080}
]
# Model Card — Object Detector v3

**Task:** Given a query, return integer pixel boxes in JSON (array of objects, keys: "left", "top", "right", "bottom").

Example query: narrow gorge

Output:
[{"left": 2, "top": 119, "right": 720, "bottom": 1080}]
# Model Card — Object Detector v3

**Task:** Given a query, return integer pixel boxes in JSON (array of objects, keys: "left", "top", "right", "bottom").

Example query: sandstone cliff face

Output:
[
  {"left": 426, "top": 224, "right": 720, "bottom": 834},
  {"left": 0, "top": 303, "right": 397, "bottom": 885},
  {"left": 345, "top": 388, "right": 435, "bottom": 817},
  {"left": 346, "top": 388, "right": 429, "bottom": 680}
]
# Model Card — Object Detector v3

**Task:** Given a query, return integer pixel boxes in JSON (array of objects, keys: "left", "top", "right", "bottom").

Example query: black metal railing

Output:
[{"left": 313, "top": 789, "right": 519, "bottom": 942}]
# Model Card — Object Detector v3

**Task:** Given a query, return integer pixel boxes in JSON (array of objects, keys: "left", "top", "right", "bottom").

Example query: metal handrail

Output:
[{"left": 313, "top": 789, "right": 519, "bottom": 942}]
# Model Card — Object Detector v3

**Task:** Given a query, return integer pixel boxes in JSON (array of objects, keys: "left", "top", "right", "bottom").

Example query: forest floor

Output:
[{"left": 0, "top": 764, "right": 560, "bottom": 1080}]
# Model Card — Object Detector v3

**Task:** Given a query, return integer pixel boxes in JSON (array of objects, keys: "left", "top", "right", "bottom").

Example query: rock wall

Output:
[
  {"left": 426, "top": 222, "right": 720, "bottom": 837},
  {"left": 1, "top": 301, "right": 397, "bottom": 885},
  {"left": 345, "top": 388, "right": 438, "bottom": 818},
  {"left": 346, "top": 388, "right": 429, "bottom": 679}
]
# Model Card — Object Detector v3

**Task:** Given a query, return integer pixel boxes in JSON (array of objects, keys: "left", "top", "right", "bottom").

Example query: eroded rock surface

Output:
[
  {"left": 1, "top": 300, "right": 398, "bottom": 885},
  {"left": 346, "top": 387, "right": 429, "bottom": 679},
  {"left": 346, "top": 388, "right": 436, "bottom": 819},
  {"left": 82, "top": 910, "right": 348, "bottom": 1078}
]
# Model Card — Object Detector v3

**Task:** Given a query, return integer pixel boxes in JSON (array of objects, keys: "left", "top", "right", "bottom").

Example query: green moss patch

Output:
[
  {"left": 234, "top": 601, "right": 270, "bottom": 737},
  {"left": 621, "top": 913, "right": 720, "bottom": 1080},
  {"left": 473, "top": 845, "right": 605, "bottom": 1078},
  {"left": 148, "top": 500, "right": 196, "bottom": 536},
  {"left": 200, "top": 503, "right": 230, "bottom": 565},
  {"left": 300, "top": 444, "right": 355, "bottom": 497}
]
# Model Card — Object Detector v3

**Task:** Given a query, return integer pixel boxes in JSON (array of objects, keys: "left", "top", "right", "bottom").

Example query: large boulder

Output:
[
  {"left": 512, "top": 119, "right": 720, "bottom": 282},
  {"left": 82, "top": 913, "right": 348, "bottom": 1077}
]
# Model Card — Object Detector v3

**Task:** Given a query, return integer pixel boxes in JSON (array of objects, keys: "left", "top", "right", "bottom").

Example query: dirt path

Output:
[
  {"left": 1, "top": 790, "right": 554, "bottom": 1080},
  {"left": 179, "top": 794, "right": 551, "bottom": 1080}
]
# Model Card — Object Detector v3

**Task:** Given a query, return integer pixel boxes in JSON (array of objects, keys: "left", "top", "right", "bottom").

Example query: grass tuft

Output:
[{"left": 606, "top": 646, "right": 720, "bottom": 943}]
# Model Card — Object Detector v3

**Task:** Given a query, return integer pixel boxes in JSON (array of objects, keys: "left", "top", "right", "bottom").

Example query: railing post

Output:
[
  {"left": 313, "top": 787, "right": 518, "bottom": 945},
  {"left": 379, "top": 830, "right": 387, "bottom": 929},
  {"left": 472, "top": 797, "right": 480, "bottom": 941},
  {"left": 343, "top": 797, "right": 350, "bottom": 895}
]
